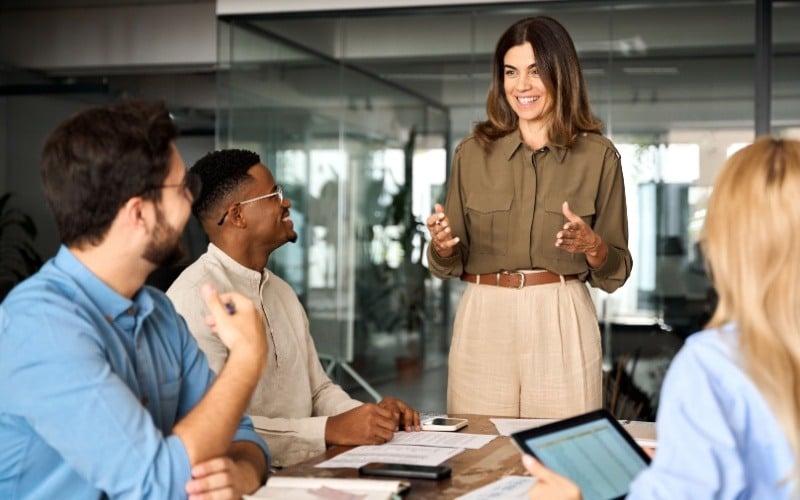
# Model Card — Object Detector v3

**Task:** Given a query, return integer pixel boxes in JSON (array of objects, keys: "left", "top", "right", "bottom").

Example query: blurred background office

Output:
[{"left": 2, "top": 0, "right": 799, "bottom": 420}]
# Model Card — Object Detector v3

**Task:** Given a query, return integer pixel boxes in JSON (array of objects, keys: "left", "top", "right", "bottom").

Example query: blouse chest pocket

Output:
[
  {"left": 542, "top": 198, "right": 596, "bottom": 261},
  {"left": 465, "top": 193, "right": 512, "bottom": 255}
]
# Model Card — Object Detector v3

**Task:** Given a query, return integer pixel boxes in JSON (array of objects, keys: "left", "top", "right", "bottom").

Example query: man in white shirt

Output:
[{"left": 168, "top": 149, "right": 421, "bottom": 467}]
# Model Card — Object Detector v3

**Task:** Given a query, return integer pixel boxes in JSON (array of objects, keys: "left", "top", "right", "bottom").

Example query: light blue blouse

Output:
[{"left": 628, "top": 323, "right": 795, "bottom": 499}]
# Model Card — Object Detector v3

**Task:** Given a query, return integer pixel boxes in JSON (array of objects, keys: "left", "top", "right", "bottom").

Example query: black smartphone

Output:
[{"left": 359, "top": 462, "right": 452, "bottom": 480}]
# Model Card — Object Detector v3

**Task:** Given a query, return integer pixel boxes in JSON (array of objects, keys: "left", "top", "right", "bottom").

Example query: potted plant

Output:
[
  {"left": 388, "top": 127, "right": 428, "bottom": 380},
  {"left": 353, "top": 128, "right": 429, "bottom": 382},
  {"left": 0, "top": 192, "right": 44, "bottom": 300}
]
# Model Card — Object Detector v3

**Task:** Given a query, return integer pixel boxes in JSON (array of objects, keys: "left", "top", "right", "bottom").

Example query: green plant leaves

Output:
[{"left": 0, "top": 192, "right": 44, "bottom": 287}]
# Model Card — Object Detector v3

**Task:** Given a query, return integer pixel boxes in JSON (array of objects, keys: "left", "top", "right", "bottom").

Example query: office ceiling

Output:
[
  {"left": 2, "top": 1, "right": 799, "bottom": 139},
  {"left": 235, "top": 1, "right": 800, "bottom": 137}
]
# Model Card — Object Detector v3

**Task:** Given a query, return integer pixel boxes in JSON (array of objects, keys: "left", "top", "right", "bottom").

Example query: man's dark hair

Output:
[
  {"left": 40, "top": 100, "right": 179, "bottom": 247},
  {"left": 190, "top": 149, "right": 261, "bottom": 223}
]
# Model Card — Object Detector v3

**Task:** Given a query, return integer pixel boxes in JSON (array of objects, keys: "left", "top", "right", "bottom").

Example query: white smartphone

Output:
[{"left": 421, "top": 417, "right": 468, "bottom": 432}]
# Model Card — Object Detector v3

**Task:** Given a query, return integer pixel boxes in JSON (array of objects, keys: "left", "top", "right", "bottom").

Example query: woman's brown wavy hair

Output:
[{"left": 473, "top": 16, "right": 601, "bottom": 149}]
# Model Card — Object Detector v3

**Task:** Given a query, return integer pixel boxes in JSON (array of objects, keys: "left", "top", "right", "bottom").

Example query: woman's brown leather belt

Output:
[{"left": 460, "top": 270, "right": 578, "bottom": 289}]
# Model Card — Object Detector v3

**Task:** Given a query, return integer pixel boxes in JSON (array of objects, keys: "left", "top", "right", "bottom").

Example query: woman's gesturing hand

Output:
[{"left": 426, "top": 203, "right": 460, "bottom": 258}]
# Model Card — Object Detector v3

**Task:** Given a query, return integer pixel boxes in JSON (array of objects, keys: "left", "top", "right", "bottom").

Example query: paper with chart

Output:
[
  {"left": 315, "top": 444, "right": 463, "bottom": 469},
  {"left": 388, "top": 431, "right": 496, "bottom": 449}
]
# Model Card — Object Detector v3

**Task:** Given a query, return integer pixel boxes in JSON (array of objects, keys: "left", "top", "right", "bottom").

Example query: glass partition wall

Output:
[
  {"left": 217, "top": 20, "right": 450, "bottom": 390},
  {"left": 218, "top": 1, "right": 800, "bottom": 413}
]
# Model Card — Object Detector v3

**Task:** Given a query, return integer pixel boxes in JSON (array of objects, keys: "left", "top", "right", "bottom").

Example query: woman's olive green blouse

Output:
[{"left": 428, "top": 131, "right": 632, "bottom": 293}]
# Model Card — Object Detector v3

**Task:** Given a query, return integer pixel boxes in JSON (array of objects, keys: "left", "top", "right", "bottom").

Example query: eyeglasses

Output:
[
  {"left": 142, "top": 172, "right": 202, "bottom": 202},
  {"left": 217, "top": 185, "right": 284, "bottom": 226}
]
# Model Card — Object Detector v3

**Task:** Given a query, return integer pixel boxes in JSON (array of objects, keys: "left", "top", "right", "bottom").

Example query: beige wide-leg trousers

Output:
[{"left": 447, "top": 279, "right": 602, "bottom": 418}]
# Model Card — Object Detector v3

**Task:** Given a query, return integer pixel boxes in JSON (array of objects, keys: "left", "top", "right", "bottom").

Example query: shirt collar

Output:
[
  {"left": 500, "top": 131, "right": 569, "bottom": 163},
  {"left": 207, "top": 242, "right": 270, "bottom": 289},
  {"left": 53, "top": 245, "right": 154, "bottom": 323}
]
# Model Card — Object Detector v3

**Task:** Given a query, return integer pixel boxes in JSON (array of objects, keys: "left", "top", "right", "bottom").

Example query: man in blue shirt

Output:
[{"left": 0, "top": 100, "right": 271, "bottom": 499}]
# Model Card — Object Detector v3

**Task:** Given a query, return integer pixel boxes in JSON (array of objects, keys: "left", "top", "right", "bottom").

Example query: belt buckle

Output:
[{"left": 509, "top": 271, "right": 525, "bottom": 289}]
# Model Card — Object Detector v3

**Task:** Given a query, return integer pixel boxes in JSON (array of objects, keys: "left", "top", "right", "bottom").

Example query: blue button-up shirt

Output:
[{"left": 0, "top": 246, "right": 269, "bottom": 499}]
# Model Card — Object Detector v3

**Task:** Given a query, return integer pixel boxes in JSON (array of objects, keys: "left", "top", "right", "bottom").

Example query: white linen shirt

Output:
[{"left": 167, "top": 243, "right": 361, "bottom": 467}]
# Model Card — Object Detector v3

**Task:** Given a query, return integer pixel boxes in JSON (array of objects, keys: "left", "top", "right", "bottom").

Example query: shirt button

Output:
[
  {"left": 141, "top": 395, "right": 149, "bottom": 406},
  {"left": 126, "top": 308, "right": 135, "bottom": 315}
]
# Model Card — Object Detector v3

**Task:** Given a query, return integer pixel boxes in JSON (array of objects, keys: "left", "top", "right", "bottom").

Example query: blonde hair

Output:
[{"left": 704, "top": 136, "right": 800, "bottom": 481}]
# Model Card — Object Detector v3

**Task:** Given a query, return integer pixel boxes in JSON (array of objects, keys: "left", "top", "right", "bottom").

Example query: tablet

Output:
[{"left": 510, "top": 409, "right": 650, "bottom": 500}]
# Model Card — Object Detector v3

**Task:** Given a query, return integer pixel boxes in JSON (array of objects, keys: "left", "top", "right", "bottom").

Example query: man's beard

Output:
[{"left": 143, "top": 208, "right": 186, "bottom": 268}]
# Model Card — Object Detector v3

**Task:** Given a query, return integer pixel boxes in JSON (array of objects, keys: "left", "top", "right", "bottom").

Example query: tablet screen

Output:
[{"left": 513, "top": 411, "right": 649, "bottom": 500}]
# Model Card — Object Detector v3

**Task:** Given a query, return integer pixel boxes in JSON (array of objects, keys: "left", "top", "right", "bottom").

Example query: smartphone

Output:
[
  {"left": 421, "top": 417, "right": 468, "bottom": 432},
  {"left": 359, "top": 462, "right": 452, "bottom": 480}
]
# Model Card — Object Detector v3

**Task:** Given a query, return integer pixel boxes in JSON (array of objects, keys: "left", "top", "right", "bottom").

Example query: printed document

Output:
[
  {"left": 388, "top": 431, "right": 496, "bottom": 449},
  {"left": 316, "top": 444, "right": 463, "bottom": 469},
  {"left": 245, "top": 476, "right": 408, "bottom": 500},
  {"left": 490, "top": 418, "right": 556, "bottom": 436},
  {"left": 455, "top": 475, "right": 536, "bottom": 500}
]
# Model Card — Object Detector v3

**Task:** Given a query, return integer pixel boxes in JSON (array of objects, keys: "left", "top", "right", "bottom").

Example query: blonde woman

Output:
[{"left": 524, "top": 137, "right": 800, "bottom": 498}]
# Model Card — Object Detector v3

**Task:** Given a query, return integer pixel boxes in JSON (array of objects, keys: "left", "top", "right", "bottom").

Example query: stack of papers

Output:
[
  {"left": 315, "top": 431, "right": 497, "bottom": 469},
  {"left": 254, "top": 421, "right": 522, "bottom": 498}
]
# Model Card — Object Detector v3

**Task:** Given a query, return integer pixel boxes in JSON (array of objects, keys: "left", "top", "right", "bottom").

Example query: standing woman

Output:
[{"left": 426, "top": 16, "right": 632, "bottom": 418}]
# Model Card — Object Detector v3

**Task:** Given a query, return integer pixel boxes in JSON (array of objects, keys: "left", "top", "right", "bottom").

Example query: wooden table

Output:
[{"left": 272, "top": 414, "right": 527, "bottom": 499}]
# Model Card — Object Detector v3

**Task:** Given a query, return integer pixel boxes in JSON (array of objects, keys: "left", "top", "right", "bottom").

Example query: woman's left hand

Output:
[
  {"left": 555, "top": 201, "right": 607, "bottom": 267},
  {"left": 522, "top": 454, "right": 582, "bottom": 500}
]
